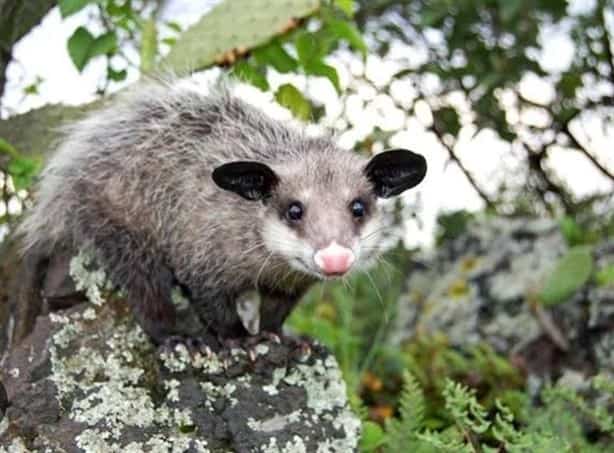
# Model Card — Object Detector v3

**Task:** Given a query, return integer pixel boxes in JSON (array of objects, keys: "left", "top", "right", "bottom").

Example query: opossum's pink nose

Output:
[{"left": 314, "top": 243, "right": 355, "bottom": 276}]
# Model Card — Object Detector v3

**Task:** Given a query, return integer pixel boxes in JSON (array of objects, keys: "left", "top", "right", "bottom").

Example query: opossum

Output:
[{"left": 18, "top": 81, "right": 427, "bottom": 347}]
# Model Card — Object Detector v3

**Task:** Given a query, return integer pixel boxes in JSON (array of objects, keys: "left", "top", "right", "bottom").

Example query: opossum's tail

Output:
[{"left": 9, "top": 243, "right": 48, "bottom": 344}]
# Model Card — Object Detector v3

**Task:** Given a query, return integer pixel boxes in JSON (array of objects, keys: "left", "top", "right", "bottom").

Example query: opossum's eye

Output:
[
  {"left": 286, "top": 201, "right": 304, "bottom": 222},
  {"left": 351, "top": 199, "right": 366, "bottom": 218},
  {"left": 365, "top": 149, "right": 427, "bottom": 198}
]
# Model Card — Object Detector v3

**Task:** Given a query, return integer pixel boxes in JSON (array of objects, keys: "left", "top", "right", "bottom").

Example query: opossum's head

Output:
[{"left": 212, "top": 148, "right": 426, "bottom": 279}]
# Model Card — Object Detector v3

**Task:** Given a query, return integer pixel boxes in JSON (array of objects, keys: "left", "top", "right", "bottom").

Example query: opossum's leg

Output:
[
  {"left": 258, "top": 287, "right": 304, "bottom": 334},
  {"left": 189, "top": 287, "right": 249, "bottom": 340},
  {"left": 113, "top": 251, "right": 178, "bottom": 344},
  {"left": 84, "top": 224, "right": 178, "bottom": 344}
]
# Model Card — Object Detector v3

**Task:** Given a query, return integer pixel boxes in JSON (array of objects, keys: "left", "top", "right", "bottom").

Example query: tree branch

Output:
[{"left": 430, "top": 123, "right": 496, "bottom": 210}]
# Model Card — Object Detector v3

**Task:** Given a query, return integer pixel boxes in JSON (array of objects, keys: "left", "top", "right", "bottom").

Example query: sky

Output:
[{"left": 1, "top": 0, "right": 612, "bottom": 248}]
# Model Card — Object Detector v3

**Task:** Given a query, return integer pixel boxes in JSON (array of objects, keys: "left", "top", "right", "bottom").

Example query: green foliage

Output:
[
  {"left": 230, "top": 0, "right": 367, "bottom": 114},
  {"left": 539, "top": 245, "right": 594, "bottom": 306},
  {"left": 560, "top": 216, "right": 588, "bottom": 246},
  {"left": 163, "top": 0, "right": 320, "bottom": 74},
  {"left": 0, "top": 137, "right": 41, "bottom": 191},
  {"left": 289, "top": 244, "right": 413, "bottom": 396},
  {"left": 383, "top": 371, "right": 427, "bottom": 452},
  {"left": 596, "top": 265, "right": 614, "bottom": 287},
  {"left": 359, "top": 373, "right": 614, "bottom": 453},
  {"left": 139, "top": 18, "right": 158, "bottom": 73},
  {"left": 61, "top": 0, "right": 152, "bottom": 89},
  {"left": 275, "top": 84, "right": 312, "bottom": 121},
  {"left": 356, "top": 0, "right": 614, "bottom": 214},
  {"left": 68, "top": 27, "right": 118, "bottom": 72},
  {"left": 334, "top": 0, "right": 355, "bottom": 17},
  {"left": 436, "top": 210, "right": 475, "bottom": 245},
  {"left": 59, "top": 0, "right": 91, "bottom": 18}
]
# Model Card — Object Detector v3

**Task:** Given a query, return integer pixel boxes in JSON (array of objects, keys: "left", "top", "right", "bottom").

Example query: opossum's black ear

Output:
[
  {"left": 212, "top": 161, "right": 279, "bottom": 201},
  {"left": 365, "top": 149, "right": 427, "bottom": 198}
]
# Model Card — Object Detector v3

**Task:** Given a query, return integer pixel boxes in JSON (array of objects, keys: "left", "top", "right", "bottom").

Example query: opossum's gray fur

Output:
[{"left": 19, "top": 80, "right": 386, "bottom": 344}]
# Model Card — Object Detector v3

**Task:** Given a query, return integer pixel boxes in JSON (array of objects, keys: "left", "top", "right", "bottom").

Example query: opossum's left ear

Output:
[
  {"left": 212, "top": 161, "right": 279, "bottom": 201},
  {"left": 365, "top": 149, "right": 427, "bottom": 198}
]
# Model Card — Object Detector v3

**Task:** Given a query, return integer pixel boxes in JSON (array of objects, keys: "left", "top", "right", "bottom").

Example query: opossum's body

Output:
[{"left": 20, "top": 82, "right": 426, "bottom": 346}]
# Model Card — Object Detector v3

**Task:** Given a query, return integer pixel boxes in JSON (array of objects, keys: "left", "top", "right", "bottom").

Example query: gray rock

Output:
[
  {"left": 0, "top": 252, "right": 360, "bottom": 452},
  {"left": 391, "top": 217, "right": 614, "bottom": 382}
]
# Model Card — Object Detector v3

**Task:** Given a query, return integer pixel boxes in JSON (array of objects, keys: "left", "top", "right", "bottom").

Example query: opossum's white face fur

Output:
[{"left": 213, "top": 149, "right": 426, "bottom": 280}]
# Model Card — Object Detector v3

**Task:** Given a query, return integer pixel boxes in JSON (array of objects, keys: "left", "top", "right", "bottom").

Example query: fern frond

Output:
[
  {"left": 442, "top": 379, "right": 490, "bottom": 435},
  {"left": 384, "top": 371, "right": 426, "bottom": 452}
]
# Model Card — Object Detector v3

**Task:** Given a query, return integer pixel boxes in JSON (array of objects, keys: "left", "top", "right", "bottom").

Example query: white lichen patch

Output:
[
  {"left": 0, "top": 437, "right": 30, "bottom": 453},
  {"left": 69, "top": 249, "right": 110, "bottom": 306},
  {"left": 263, "top": 367, "right": 287, "bottom": 396},
  {"left": 173, "top": 408, "right": 194, "bottom": 427},
  {"left": 46, "top": 263, "right": 205, "bottom": 451},
  {"left": 254, "top": 344, "right": 270, "bottom": 356},
  {"left": 82, "top": 307, "right": 97, "bottom": 320},
  {"left": 165, "top": 379, "right": 181, "bottom": 402},
  {"left": 0, "top": 415, "right": 8, "bottom": 436},
  {"left": 261, "top": 435, "right": 307, "bottom": 453},
  {"left": 192, "top": 351, "right": 223, "bottom": 374},
  {"left": 248, "top": 410, "right": 303, "bottom": 432},
  {"left": 281, "top": 356, "right": 360, "bottom": 451},
  {"left": 159, "top": 344, "right": 192, "bottom": 372},
  {"left": 171, "top": 287, "right": 191, "bottom": 311}
]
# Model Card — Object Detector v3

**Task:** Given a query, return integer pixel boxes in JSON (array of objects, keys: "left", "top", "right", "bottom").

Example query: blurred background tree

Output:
[{"left": 352, "top": 0, "right": 613, "bottom": 217}]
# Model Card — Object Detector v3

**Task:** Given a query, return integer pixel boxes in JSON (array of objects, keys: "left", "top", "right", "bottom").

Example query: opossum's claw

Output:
[{"left": 158, "top": 335, "right": 215, "bottom": 357}]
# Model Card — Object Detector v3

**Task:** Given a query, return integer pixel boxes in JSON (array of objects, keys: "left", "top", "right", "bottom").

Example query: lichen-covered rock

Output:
[
  {"left": 0, "top": 253, "right": 360, "bottom": 452},
  {"left": 391, "top": 217, "right": 614, "bottom": 382}
]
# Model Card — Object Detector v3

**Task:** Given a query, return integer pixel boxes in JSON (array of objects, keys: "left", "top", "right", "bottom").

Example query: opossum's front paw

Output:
[
  {"left": 277, "top": 333, "right": 313, "bottom": 361},
  {"left": 158, "top": 335, "right": 215, "bottom": 358}
]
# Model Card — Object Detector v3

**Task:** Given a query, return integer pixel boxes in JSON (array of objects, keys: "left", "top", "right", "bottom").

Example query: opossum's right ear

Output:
[{"left": 212, "top": 161, "right": 279, "bottom": 201}]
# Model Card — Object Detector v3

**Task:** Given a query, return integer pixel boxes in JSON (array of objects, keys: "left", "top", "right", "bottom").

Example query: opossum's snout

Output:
[{"left": 314, "top": 242, "right": 355, "bottom": 276}]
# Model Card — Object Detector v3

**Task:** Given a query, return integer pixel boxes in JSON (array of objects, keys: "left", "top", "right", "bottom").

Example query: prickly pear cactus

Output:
[{"left": 162, "top": 0, "right": 320, "bottom": 74}]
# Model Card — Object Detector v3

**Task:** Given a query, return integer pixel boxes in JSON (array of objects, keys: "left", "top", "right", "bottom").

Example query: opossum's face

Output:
[{"left": 213, "top": 149, "right": 426, "bottom": 279}]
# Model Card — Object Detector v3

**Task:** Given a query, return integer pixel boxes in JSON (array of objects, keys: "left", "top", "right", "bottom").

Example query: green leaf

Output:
[
  {"left": 498, "top": 0, "right": 523, "bottom": 22},
  {"left": 7, "top": 156, "right": 42, "bottom": 190},
  {"left": 252, "top": 41, "right": 298, "bottom": 73},
  {"left": 90, "top": 31, "right": 118, "bottom": 58},
  {"left": 433, "top": 106, "right": 461, "bottom": 137},
  {"left": 67, "top": 28, "right": 117, "bottom": 72},
  {"left": 67, "top": 27, "right": 95, "bottom": 72},
  {"left": 558, "top": 72, "right": 582, "bottom": 99},
  {"left": 420, "top": 6, "right": 447, "bottom": 26},
  {"left": 359, "top": 421, "right": 386, "bottom": 451},
  {"left": 0, "top": 137, "right": 19, "bottom": 158},
  {"left": 539, "top": 246, "right": 594, "bottom": 306},
  {"left": 232, "top": 61, "right": 269, "bottom": 91},
  {"left": 559, "top": 216, "right": 585, "bottom": 246},
  {"left": 107, "top": 67, "right": 127, "bottom": 82},
  {"left": 324, "top": 18, "right": 367, "bottom": 57},
  {"left": 334, "top": 0, "right": 355, "bottom": 16},
  {"left": 295, "top": 31, "right": 323, "bottom": 64},
  {"left": 165, "top": 21, "right": 182, "bottom": 33},
  {"left": 59, "top": 0, "right": 90, "bottom": 18},
  {"left": 275, "top": 84, "right": 312, "bottom": 121},
  {"left": 303, "top": 60, "right": 341, "bottom": 93},
  {"left": 596, "top": 265, "right": 614, "bottom": 287}
]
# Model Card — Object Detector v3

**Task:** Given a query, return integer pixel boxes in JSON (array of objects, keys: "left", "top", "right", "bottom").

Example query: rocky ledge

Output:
[{"left": 0, "top": 254, "right": 360, "bottom": 452}]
